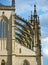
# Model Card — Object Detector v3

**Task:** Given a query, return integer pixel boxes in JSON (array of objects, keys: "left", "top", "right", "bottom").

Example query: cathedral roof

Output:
[{"left": 0, "top": 3, "right": 15, "bottom": 10}]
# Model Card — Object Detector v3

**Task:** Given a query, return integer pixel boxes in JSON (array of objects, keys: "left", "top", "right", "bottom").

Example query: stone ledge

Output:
[{"left": 0, "top": 6, "right": 15, "bottom": 10}]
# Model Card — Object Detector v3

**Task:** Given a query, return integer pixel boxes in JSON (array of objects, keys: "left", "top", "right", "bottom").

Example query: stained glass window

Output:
[{"left": 0, "top": 20, "right": 7, "bottom": 38}]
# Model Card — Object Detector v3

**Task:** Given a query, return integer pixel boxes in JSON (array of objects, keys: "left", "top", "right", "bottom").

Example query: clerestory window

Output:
[{"left": 0, "top": 20, "right": 7, "bottom": 38}]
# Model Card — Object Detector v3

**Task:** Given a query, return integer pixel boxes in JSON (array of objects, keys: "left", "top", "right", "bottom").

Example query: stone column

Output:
[
  {"left": 12, "top": 12, "right": 16, "bottom": 65},
  {"left": 12, "top": 12, "right": 15, "bottom": 53}
]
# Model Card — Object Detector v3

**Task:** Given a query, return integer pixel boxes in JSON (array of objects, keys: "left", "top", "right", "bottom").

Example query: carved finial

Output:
[
  {"left": 12, "top": 0, "right": 15, "bottom": 7},
  {"left": 34, "top": 5, "right": 37, "bottom": 16}
]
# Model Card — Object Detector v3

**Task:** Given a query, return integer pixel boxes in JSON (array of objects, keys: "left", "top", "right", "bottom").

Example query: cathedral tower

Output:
[
  {"left": 29, "top": 5, "right": 42, "bottom": 65},
  {"left": 33, "top": 5, "right": 42, "bottom": 65}
]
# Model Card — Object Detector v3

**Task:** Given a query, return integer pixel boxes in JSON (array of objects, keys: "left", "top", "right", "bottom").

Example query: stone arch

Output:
[
  {"left": 23, "top": 59, "right": 30, "bottom": 65},
  {"left": 1, "top": 59, "right": 5, "bottom": 65}
]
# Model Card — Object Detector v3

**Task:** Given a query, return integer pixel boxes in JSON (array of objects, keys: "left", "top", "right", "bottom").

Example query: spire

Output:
[
  {"left": 30, "top": 11, "right": 32, "bottom": 23},
  {"left": 34, "top": 5, "right": 37, "bottom": 16},
  {"left": 12, "top": 0, "right": 15, "bottom": 7}
]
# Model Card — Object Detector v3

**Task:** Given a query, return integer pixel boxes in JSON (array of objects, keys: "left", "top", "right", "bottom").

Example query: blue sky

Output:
[{"left": 0, "top": 0, "right": 48, "bottom": 65}]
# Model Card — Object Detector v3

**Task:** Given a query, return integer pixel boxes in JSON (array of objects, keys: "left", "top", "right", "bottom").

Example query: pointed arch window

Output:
[
  {"left": 23, "top": 59, "right": 30, "bottom": 65},
  {"left": 0, "top": 19, "right": 7, "bottom": 38},
  {"left": 1, "top": 60, "right": 5, "bottom": 65}
]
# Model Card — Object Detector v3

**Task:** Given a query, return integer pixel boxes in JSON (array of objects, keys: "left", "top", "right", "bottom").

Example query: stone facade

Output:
[{"left": 0, "top": 0, "right": 42, "bottom": 65}]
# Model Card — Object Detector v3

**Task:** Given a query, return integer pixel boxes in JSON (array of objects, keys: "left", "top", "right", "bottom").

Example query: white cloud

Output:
[
  {"left": 16, "top": 0, "right": 48, "bottom": 15},
  {"left": 6, "top": 0, "right": 11, "bottom": 2},
  {"left": 43, "top": 47, "right": 48, "bottom": 56},
  {"left": 42, "top": 37, "right": 48, "bottom": 46},
  {"left": 42, "top": 37, "right": 48, "bottom": 57},
  {"left": 16, "top": 0, "right": 34, "bottom": 15},
  {"left": 40, "top": 12, "right": 48, "bottom": 27},
  {"left": 16, "top": 3, "right": 32, "bottom": 15},
  {"left": 42, "top": 37, "right": 48, "bottom": 43}
]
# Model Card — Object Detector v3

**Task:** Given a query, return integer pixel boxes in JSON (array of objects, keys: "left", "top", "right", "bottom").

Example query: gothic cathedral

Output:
[{"left": 0, "top": 0, "right": 42, "bottom": 65}]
